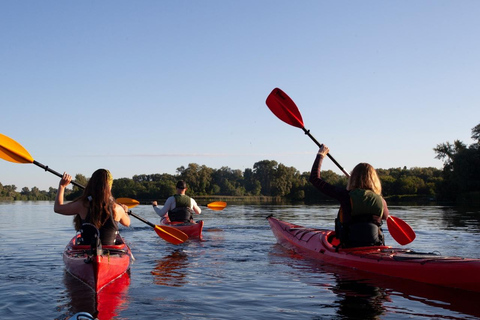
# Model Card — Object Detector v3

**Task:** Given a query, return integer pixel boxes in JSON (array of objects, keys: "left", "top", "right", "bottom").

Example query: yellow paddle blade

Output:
[
  {"left": 207, "top": 201, "right": 227, "bottom": 211},
  {"left": 0, "top": 133, "right": 34, "bottom": 164},
  {"left": 154, "top": 225, "right": 189, "bottom": 245},
  {"left": 116, "top": 197, "right": 140, "bottom": 209}
]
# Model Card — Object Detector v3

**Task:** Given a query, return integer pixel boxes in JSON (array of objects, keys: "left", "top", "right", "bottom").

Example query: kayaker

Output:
[
  {"left": 54, "top": 169, "right": 130, "bottom": 245},
  {"left": 309, "top": 145, "right": 389, "bottom": 248},
  {"left": 152, "top": 180, "right": 202, "bottom": 223}
]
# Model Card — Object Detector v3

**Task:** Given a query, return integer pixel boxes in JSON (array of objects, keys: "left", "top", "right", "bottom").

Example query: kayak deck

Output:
[
  {"left": 161, "top": 219, "right": 204, "bottom": 239},
  {"left": 268, "top": 216, "right": 480, "bottom": 292},
  {"left": 63, "top": 233, "right": 132, "bottom": 292}
]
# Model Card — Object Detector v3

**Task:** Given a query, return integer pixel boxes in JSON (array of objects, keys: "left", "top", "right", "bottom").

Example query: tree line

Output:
[
  {"left": 1, "top": 123, "right": 478, "bottom": 204},
  {"left": 0, "top": 162, "right": 442, "bottom": 203}
]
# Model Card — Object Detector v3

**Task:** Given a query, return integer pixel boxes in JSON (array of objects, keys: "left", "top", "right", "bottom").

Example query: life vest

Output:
[
  {"left": 349, "top": 189, "right": 384, "bottom": 225},
  {"left": 335, "top": 189, "right": 384, "bottom": 247},
  {"left": 168, "top": 194, "right": 194, "bottom": 223}
]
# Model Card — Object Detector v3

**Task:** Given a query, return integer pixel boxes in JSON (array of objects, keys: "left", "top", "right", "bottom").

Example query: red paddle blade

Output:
[
  {"left": 387, "top": 216, "right": 416, "bottom": 245},
  {"left": 265, "top": 88, "right": 304, "bottom": 128}
]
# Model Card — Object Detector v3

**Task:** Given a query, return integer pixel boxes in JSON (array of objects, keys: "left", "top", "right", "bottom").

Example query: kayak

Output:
[
  {"left": 64, "top": 269, "right": 130, "bottom": 319},
  {"left": 161, "top": 219, "right": 204, "bottom": 239},
  {"left": 63, "top": 233, "right": 132, "bottom": 292},
  {"left": 267, "top": 215, "right": 480, "bottom": 292}
]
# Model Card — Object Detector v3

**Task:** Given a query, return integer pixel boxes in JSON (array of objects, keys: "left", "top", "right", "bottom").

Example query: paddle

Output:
[
  {"left": 0, "top": 133, "right": 187, "bottom": 245},
  {"left": 206, "top": 201, "right": 227, "bottom": 211},
  {"left": 387, "top": 216, "right": 415, "bottom": 246},
  {"left": 116, "top": 198, "right": 188, "bottom": 245},
  {"left": 0, "top": 133, "right": 84, "bottom": 189},
  {"left": 265, "top": 88, "right": 416, "bottom": 245},
  {"left": 266, "top": 88, "right": 349, "bottom": 177}
]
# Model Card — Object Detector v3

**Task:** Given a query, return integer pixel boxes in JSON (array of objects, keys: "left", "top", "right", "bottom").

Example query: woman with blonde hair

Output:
[
  {"left": 54, "top": 169, "right": 130, "bottom": 245},
  {"left": 309, "top": 145, "right": 389, "bottom": 248}
]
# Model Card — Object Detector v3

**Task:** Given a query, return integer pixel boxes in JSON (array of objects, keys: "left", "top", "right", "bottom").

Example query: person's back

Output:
[
  {"left": 80, "top": 204, "right": 119, "bottom": 245},
  {"left": 54, "top": 169, "right": 130, "bottom": 246},
  {"left": 152, "top": 180, "right": 202, "bottom": 223},
  {"left": 341, "top": 188, "right": 385, "bottom": 247},
  {"left": 168, "top": 194, "right": 195, "bottom": 223},
  {"left": 310, "top": 146, "right": 389, "bottom": 248}
]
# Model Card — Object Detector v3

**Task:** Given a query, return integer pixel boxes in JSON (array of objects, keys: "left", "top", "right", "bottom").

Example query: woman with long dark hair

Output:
[{"left": 54, "top": 169, "right": 130, "bottom": 245}]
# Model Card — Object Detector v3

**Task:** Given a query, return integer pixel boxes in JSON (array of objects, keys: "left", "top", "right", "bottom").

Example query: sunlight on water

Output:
[{"left": 0, "top": 201, "right": 479, "bottom": 319}]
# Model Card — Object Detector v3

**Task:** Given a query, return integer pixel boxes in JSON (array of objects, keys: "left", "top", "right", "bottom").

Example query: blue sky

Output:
[{"left": 1, "top": 1, "right": 479, "bottom": 191}]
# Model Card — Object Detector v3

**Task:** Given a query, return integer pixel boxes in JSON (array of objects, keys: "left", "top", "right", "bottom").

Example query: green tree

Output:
[
  {"left": 177, "top": 163, "right": 213, "bottom": 196},
  {"left": 243, "top": 168, "right": 261, "bottom": 196},
  {"left": 253, "top": 160, "right": 278, "bottom": 196},
  {"left": 434, "top": 122, "right": 480, "bottom": 201}
]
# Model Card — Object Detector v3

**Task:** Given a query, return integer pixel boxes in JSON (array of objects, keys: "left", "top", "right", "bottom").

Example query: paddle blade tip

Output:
[
  {"left": 116, "top": 198, "right": 140, "bottom": 208},
  {"left": 387, "top": 216, "right": 416, "bottom": 245},
  {"left": 207, "top": 201, "right": 227, "bottom": 211},
  {"left": 154, "top": 226, "right": 189, "bottom": 245},
  {"left": 265, "top": 88, "right": 304, "bottom": 128},
  {"left": 0, "top": 133, "right": 35, "bottom": 164}
]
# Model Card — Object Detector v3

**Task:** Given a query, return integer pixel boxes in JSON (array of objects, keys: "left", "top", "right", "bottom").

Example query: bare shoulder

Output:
[{"left": 112, "top": 203, "right": 126, "bottom": 221}]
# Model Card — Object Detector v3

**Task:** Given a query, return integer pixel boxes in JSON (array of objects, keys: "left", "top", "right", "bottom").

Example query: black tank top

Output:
[{"left": 81, "top": 206, "right": 119, "bottom": 245}]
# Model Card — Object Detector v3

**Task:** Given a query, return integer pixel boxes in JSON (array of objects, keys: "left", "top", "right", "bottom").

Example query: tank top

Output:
[{"left": 81, "top": 206, "right": 118, "bottom": 245}]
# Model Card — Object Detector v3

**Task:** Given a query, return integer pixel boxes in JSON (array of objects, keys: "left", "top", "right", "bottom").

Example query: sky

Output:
[{"left": 1, "top": 1, "right": 479, "bottom": 191}]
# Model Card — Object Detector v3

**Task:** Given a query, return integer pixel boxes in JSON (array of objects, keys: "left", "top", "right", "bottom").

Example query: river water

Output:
[{"left": 0, "top": 202, "right": 479, "bottom": 320}]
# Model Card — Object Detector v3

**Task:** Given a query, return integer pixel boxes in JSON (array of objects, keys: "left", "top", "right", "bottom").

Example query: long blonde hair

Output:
[
  {"left": 347, "top": 163, "right": 382, "bottom": 195},
  {"left": 73, "top": 169, "right": 114, "bottom": 230}
]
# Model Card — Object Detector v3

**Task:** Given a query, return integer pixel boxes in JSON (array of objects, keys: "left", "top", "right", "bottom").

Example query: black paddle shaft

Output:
[
  {"left": 33, "top": 160, "right": 85, "bottom": 189},
  {"left": 301, "top": 128, "right": 350, "bottom": 178},
  {"left": 127, "top": 211, "right": 156, "bottom": 228}
]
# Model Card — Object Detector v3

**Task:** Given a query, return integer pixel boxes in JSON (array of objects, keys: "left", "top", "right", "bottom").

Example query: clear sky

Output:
[{"left": 1, "top": 1, "right": 479, "bottom": 191}]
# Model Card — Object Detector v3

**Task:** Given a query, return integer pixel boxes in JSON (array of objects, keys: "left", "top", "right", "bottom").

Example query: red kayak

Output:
[
  {"left": 268, "top": 216, "right": 480, "bottom": 292},
  {"left": 161, "top": 219, "right": 204, "bottom": 239},
  {"left": 63, "top": 233, "right": 132, "bottom": 292}
]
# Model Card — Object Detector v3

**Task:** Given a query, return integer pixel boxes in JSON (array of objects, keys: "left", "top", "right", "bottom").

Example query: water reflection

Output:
[
  {"left": 62, "top": 271, "right": 130, "bottom": 320},
  {"left": 270, "top": 244, "right": 480, "bottom": 319},
  {"left": 151, "top": 249, "right": 189, "bottom": 287},
  {"left": 440, "top": 206, "right": 480, "bottom": 232},
  {"left": 331, "top": 276, "right": 388, "bottom": 319}
]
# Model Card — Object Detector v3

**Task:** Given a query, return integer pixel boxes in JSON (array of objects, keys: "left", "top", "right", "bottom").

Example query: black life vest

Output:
[
  {"left": 335, "top": 189, "right": 385, "bottom": 248},
  {"left": 168, "top": 194, "right": 194, "bottom": 223}
]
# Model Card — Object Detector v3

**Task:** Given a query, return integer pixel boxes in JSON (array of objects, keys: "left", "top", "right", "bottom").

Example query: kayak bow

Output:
[{"left": 268, "top": 216, "right": 480, "bottom": 292}]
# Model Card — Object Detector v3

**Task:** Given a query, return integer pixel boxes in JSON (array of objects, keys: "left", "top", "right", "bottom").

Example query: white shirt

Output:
[{"left": 153, "top": 195, "right": 202, "bottom": 218}]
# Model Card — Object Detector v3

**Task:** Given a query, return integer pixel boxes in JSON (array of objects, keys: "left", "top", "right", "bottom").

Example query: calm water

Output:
[{"left": 0, "top": 202, "right": 479, "bottom": 320}]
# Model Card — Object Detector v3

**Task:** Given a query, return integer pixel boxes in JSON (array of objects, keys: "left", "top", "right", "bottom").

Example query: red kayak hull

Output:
[
  {"left": 268, "top": 216, "right": 480, "bottom": 292},
  {"left": 161, "top": 220, "right": 204, "bottom": 239},
  {"left": 63, "top": 234, "right": 132, "bottom": 292}
]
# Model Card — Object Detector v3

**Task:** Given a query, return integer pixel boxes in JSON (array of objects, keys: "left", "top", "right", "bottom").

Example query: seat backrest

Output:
[{"left": 78, "top": 223, "right": 100, "bottom": 246}]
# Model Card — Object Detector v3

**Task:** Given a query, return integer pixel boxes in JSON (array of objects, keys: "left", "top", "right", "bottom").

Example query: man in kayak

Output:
[
  {"left": 152, "top": 180, "right": 202, "bottom": 223},
  {"left": 309, "top": 145, "right": 389, "bottom": 248},
  {"left": 54, "top": 169, "right": 130, "bottom": 245}
]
